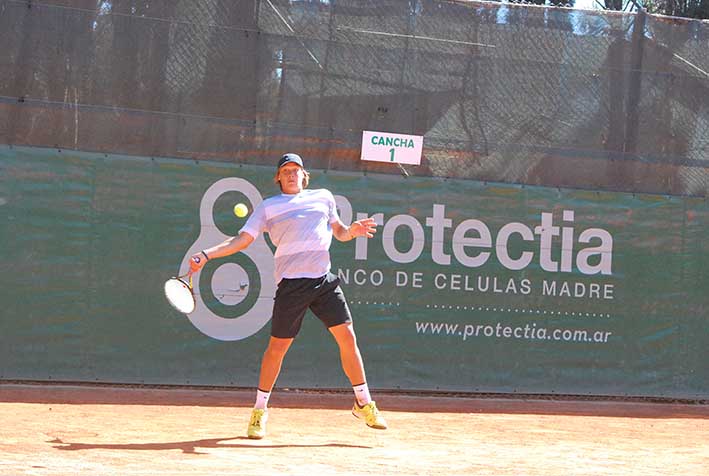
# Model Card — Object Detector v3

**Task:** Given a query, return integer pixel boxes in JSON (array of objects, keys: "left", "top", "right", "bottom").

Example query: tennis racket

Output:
[{"left": 164, "top": 273, "right": 195, "bottom": 314}]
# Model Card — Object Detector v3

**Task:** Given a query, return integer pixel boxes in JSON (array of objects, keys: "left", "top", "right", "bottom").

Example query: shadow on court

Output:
[{"left": 49, "top": 436, "right": 371, "bottom": 454}]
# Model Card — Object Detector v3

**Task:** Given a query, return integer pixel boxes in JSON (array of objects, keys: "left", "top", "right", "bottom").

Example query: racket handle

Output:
[{"left": 187, "top": 255, "right": 203, "bottom": 274}]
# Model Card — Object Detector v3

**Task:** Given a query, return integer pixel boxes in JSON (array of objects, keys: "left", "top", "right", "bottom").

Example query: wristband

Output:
[{"left": 201, "top": 250, "right": 210, "bottom": 261}]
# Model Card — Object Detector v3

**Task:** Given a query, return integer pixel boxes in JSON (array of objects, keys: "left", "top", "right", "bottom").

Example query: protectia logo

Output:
[{"left": 334, "top": 199, "right": 613, "bottom": 276}]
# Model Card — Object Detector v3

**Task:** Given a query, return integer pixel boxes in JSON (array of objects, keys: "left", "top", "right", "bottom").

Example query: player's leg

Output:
[
  {"left": 311, "top": 273, "right": 387, "bottom": 429},
  {"left": 328, "top": 323, "right": 366, "bottom": 392},
  {"left": 247, "top": 336, "right": 294, "bottom": 439},
  {"left": 328, "top": 323, "right": 386, "bottom": 429},
  {"left": 248, "top": 278, "right": 310, "bottom": 439},
  {"left": 257, "top": 336, "right": 294, "bottom": 401}
]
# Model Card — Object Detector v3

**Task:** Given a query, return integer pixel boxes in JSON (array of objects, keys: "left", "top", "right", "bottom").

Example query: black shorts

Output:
[{"left": 271, "top": 272, "right": 352, "bottom": 338}]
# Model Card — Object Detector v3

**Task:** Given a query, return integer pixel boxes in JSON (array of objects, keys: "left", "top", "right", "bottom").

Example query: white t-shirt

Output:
[{"left": 239, "top": 189, "right": 340, "bottom": 284}]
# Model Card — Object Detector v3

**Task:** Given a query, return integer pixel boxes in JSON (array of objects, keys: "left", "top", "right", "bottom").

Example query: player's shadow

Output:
[{"left": 49, "top": 437, "right": 371, "bottom": 454}]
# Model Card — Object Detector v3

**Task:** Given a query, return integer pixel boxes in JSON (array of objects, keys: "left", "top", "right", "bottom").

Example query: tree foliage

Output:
[{"left": 605, "top": 0, "right": 709, "bottom": 19}]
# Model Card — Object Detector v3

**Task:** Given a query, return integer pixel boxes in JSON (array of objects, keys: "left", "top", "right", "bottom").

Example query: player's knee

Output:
[
  {"left": 334, "top": 328, "right": 357, "bottom": 351},
  {"left": 265, "top": 337, "right": 292, "bottom": 357}
]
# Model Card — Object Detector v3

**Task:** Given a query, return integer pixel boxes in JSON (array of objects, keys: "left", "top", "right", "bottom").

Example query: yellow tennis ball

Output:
[{"left": 233, "top": 203, "right": 248, "bottom": 218}]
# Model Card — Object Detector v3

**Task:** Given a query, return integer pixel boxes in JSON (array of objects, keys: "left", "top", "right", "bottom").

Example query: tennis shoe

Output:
[
  {"left": 352, "top": 401, "right": 387, "bottom": 430},
  {"left": 247, "top": 408, "right": 268, "bottom": 439}
]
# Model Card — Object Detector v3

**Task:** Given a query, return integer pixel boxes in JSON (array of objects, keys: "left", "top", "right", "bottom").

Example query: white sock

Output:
[
  {"left": 353, "top": 383, "right": 372, "bottom": 406},
  {"left": 254, "top": 389, "right": 270, "bottom": 410}
]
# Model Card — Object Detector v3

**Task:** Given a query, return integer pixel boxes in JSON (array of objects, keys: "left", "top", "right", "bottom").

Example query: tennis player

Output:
[{"left": 189, "top": 153, "right": 387, "bottom": 439}]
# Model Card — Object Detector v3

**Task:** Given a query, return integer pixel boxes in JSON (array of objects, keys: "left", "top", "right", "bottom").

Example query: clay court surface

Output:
[{"left": 1, "top": 384, "right": 708, "bottom": 476}]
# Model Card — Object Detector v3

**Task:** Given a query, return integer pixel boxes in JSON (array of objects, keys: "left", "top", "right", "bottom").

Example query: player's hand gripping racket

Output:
[
  {"left": 164, "top": 255, "right": 207, "bottom": 314},
  {"left": 164, "top": 272, "right": 195, "bottom": 314}
]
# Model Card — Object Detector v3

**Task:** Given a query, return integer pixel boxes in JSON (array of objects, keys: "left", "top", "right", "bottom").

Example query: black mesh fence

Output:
[{"left": 1, "top": 0, "right": 708, "bottom": 195}]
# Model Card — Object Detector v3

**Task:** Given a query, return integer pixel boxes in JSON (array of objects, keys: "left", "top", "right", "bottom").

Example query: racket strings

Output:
[{"left": 164, "top": 278, "right": 195, "bottom": 314}]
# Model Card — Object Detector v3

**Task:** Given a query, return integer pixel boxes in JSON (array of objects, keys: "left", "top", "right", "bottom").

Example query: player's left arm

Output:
[{"left": 332, "top": 217, "right": 377, "bottom": 242}]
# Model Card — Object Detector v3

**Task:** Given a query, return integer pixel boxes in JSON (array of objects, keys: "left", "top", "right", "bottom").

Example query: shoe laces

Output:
[
  {"left": 250, "top": 410, "right": 265, "bottom": 427},
  {"left": 364, "top": 402, "right": 381, "bottom": 420}
]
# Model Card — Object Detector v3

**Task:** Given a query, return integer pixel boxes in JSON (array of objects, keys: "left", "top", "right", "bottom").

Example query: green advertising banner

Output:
[{"left": 1, "top": 146, "right": 707, "bottom": 398}]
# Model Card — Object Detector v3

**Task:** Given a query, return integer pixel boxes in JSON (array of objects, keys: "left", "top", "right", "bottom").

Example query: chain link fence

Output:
[{"left": 1, "top": 0, "right": 707, "bottom": 195}]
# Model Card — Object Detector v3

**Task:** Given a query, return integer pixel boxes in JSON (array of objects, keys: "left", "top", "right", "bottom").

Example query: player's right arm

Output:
[{"left": 189, "top": 232, "right": 255, "bottom": 273}]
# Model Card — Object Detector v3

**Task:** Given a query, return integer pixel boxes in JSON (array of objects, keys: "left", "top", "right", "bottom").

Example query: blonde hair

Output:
[{"left": 274, "top": 168, "right": 310, "bottom": 190}]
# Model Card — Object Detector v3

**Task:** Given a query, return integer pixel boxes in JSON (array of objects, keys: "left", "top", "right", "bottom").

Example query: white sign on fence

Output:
[{"left": 360, "top": 130, "right": 423, "bottom": 165}]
